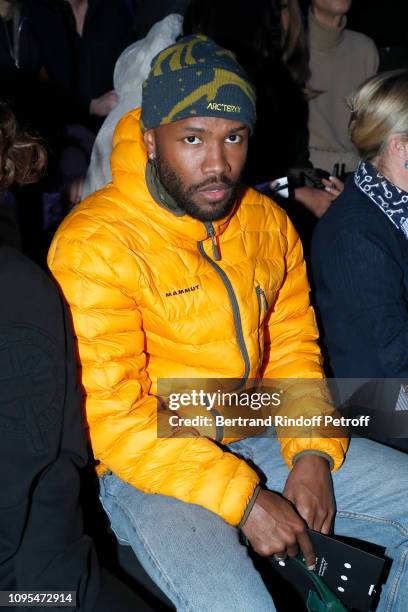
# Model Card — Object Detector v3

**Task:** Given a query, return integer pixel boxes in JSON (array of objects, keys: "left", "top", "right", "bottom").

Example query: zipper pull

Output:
[
  {"left": 261, "top": 289, "right": 268, "bottom": 312},
  {"left": 206, "top": 222, "right": 221, "bottom": 261},
  {"left": 257, "top": 286, "right": 268, "bottom": 312}
]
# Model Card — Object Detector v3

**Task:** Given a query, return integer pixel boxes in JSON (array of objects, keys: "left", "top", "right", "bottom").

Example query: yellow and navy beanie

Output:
[{"left": 140, "top": 34, "right": 256, "bottom": 132}]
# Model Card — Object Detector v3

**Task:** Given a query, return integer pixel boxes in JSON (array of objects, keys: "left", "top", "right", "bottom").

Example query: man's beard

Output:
[{"left": 155, "top": 151, "right": 241, "bottom": 222}]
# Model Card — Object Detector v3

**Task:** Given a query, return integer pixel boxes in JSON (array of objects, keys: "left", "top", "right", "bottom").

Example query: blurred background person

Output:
[
  {"left": 29, "top": 0, "right": 135, "bottom": 129},
  {"left": 31, "top": 0, "right": 135, "bottom": 228},
  {"left": 0, "top": 0, "right": 136, "bottom": 265},
  {"left": 307, "top": 0, "right": 378, "bottom": 177},
  {"left": 83, "top": 5, "right": 183, "bottom": 199},
  {"left": 0, "top": 100, "right": 153, "bottom": 610},
  {"left": 311, "top": 70, "right": 408, "bottom": 451}
]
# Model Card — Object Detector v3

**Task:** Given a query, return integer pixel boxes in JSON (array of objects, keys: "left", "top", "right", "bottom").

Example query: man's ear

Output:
[{"left": 143, "top": 129, "right": 157, "bottom": 161}]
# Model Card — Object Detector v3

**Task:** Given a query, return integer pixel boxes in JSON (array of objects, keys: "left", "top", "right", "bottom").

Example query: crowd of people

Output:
[{"left": 1, "top": 1, "right": 408, "bottom": 611}]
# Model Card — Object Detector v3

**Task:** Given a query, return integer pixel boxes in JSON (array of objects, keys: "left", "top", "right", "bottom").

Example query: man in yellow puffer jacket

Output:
[{"left": 48, "top": 35, "right": 408, "bottom": 611}]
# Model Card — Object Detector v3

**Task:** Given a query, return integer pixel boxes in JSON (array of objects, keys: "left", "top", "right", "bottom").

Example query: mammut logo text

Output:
[
  {"left": 207, "top": 102, "right": 241, "bottom": 113},
  {"left": 165, "top": 285, "right": 200, "bottom": 297}
]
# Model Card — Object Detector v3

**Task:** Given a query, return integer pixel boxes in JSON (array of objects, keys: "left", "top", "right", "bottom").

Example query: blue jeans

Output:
[{"left": 99, "top": 437, "right": 408, "bottom": 611}]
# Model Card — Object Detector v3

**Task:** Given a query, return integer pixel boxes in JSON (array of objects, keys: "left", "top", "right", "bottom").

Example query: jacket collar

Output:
[
  {"left": 110, "top": 108, "right": 238, "bottom": 244},
  {"left": 145, "top": 159, "right": 185, "bottom": 217},
  {"left": 308, "top": 7, "right": 346, "bottom": 51}
]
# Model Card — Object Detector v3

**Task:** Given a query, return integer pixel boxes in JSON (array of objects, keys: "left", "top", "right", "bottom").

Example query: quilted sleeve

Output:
[
  {"left": 262, "top": 213, "right": 348, "bottom": 470},
  {"left": 48, "top": 222, "right": 259, "bottom": 526}
]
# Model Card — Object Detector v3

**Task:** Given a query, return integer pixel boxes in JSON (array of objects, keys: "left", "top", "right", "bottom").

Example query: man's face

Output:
[
  {"left": 144, "top": 117, "right": 249, "bottom": 222},
  {"left": 312, "top": 0, "right": 352, "bottom": 17}
]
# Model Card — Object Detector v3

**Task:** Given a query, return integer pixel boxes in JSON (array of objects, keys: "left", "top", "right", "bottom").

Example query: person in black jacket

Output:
[
  {"left": 311, "top": 70, "right": 408, "bottom": 451},
  {"left": 0, "top": 101, "right": 152, "bottom": 610},
  {"left": 23, "top": 0, "right": 135, "bottom": 128},
  {"left": 0, "top": 0, "right": 134, "bottom": 131}
]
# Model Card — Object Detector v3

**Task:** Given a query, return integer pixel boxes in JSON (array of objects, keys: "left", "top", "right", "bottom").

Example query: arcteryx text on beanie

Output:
[{"left": 140, "top": 34, "right": 256, "bottom": 132}]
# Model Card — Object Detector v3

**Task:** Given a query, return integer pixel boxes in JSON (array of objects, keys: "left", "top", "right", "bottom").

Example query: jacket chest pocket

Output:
[{"left": 256, "top": 285, "right": 269, "bottom": 368}]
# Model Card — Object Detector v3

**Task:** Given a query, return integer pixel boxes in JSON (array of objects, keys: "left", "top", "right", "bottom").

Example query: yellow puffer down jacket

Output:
[{"left": 48, "top": 109, "right": 348, "bottom": 526}]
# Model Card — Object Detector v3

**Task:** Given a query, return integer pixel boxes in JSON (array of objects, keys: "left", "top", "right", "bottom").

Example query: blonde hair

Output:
[{"left": 349, "top": 69, "right": 408, "bottom": 162}]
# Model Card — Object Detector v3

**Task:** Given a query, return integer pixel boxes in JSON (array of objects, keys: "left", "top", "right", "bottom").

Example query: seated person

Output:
[
  {"left": 312, "top": 69, "right": 408, "bottom": 452},
  {"left": 0, "top": 101, "right": 151, "bottom": 611},
  {"left": 49, "top": 36, "right": 408, "bottom": 611}
]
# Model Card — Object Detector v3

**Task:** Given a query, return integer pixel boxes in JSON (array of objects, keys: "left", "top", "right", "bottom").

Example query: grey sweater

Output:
[{"left": 307, "top": 9, "right": 378, "bottom": 174}]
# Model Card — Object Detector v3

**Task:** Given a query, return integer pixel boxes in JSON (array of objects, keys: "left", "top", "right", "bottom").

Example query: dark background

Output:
[{"left": 300, "top": 0, "right": 408, "bottom": 49}]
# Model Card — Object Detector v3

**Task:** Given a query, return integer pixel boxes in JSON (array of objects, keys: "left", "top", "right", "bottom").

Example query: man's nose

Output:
[{"left": 202, "top": 142, "right": 230, "bottom": 176}]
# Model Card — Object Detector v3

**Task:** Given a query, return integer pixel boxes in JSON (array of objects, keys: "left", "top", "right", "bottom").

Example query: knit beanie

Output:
[{"left": 140, "top": 34, "right": 256, "bottom": 132}]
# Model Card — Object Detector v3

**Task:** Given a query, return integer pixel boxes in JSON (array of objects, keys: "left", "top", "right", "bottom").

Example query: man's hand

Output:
[
  {"left": 241, "top": 490, "right": 316, "bottom": 568},
  {"left": 89, "top": 91, "right": 118, "bottom": 117},
  {"left": 283, "top": 454, "right": 335, "bottom": 535}
]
